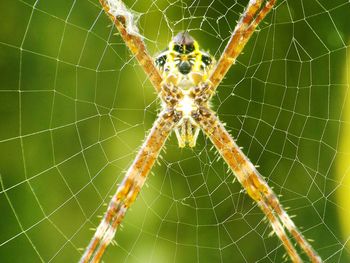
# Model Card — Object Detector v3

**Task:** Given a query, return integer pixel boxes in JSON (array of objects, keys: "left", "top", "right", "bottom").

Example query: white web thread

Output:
[
  {"left": 0, "top": 0, "right": 350, "bottom": 262},
  {"left": 103, "top": 0, "right": 142, "bottom": 37}
]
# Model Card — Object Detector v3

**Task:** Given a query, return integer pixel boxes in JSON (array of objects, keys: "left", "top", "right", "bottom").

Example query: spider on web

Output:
[{"left": 80, "top": 0, "right": 322, "bottom": 262}]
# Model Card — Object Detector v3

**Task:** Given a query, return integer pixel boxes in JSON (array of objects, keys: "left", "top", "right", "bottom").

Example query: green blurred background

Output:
[{"left": 1, "top": 0, "right": 350, "bottom": 262}]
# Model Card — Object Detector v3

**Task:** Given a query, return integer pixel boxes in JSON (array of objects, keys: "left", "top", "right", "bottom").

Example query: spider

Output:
[{"left": 80, "top": 0, "right": 322, "bottom": 262}]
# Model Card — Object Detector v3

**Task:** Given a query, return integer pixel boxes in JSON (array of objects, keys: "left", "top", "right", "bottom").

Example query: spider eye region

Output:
[
  {"left": 178, "top": 61, "right": 191, "bottom": 75},
  {"left": 154, "top": 31, "right": 214, "bottom": 78}
]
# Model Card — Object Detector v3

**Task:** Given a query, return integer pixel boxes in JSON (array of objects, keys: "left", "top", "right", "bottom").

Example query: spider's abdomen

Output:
[
  {"left": 159, "top": 74, "right": 198, "bottom": 148},
  {"left": 160, "top": 71, "right": 213, "bottom": 148},
  {"left": 156, "top": 32, "right": 215, "bottom": 148}
]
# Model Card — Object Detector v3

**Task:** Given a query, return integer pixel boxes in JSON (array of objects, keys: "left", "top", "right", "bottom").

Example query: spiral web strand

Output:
[{"left": 0, "top": 0, "right": 350, "bottom": 262}]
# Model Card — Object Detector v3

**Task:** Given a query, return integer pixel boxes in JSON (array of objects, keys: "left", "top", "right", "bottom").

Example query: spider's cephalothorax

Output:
[{"left": 155, "top": 32, "right": 214, "bottom": 148}]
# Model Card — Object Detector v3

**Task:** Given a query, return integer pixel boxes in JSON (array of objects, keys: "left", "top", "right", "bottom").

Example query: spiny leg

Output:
[
  {"left": 195, "top": 107, "right": 322, "bottom": 263},
  {"left": 258, "top": 200, "right": 302, "bottom": 262},
  {"left": 260, "top": 176, "right": 322, "bottom": 262},
  {"left": 209, "top": 0, "right": 276, "bottom": 92},
  {"left": 80, "top": 111, "right": 176, "bottom": 263},
  {"left": 200, "top": 113, "right": 300, "bottom": 262},
  {"left": 99, "top": 0, "right": 163, "bottom": 93}
]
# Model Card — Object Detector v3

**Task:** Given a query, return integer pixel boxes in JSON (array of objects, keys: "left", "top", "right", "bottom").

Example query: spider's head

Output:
[
  {"left": 155, "top": 32, "right": 213, "bottom": 76},
  {"left": 171, "top": 32, "right": 197, "bottom": 75}
]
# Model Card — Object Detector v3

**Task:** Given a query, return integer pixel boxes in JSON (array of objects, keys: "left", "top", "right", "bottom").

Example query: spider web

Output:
[{"left": 1, "top": 0, "right": 350, "bottom": 262}]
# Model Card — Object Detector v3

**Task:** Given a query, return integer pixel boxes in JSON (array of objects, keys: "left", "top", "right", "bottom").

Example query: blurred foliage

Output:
[
  {"left": 0, "top": 0, "right": 350, "bottom": 262},
  {"left": 337, "top": 46, "right": 350, "bottom": 253}
]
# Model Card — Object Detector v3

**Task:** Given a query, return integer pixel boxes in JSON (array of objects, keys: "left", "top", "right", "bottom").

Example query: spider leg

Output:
[
  {"left": 209, "top": 0, "right": 276, "bottom": 91},
  {"left": 99, "top": 0, "right": 163, "bottom": 93},
  {"left": 260, "top": 177, "right": 323, "bottom": 262},
  {"left": 80, "top": 110, "right": 176, "bottom": 263},
  {"left": 194, "top": 107, "right": 322, "bottom": 263}
]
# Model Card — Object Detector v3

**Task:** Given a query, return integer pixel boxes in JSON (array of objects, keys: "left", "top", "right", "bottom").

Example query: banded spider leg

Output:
[
  {"left": 195, "top": 107, "right": 322, "bottom": 263},
  {"left": 209, "top": 0, "right": 277, "bottom": 91},
  {"left": 80, "top": 111, "right": 177, "bottom": 262}
]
